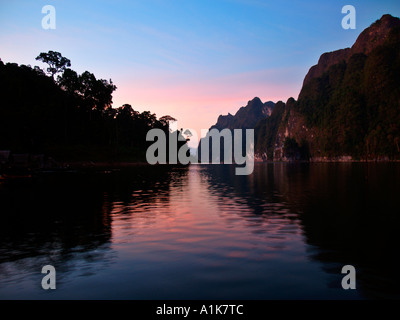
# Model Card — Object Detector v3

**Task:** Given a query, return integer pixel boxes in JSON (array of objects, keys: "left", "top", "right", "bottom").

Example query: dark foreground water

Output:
[{"left": 0, "top": 163, "right": 399, "bottom": 299}]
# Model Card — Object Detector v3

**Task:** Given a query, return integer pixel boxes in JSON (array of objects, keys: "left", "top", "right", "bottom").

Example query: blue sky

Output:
[{"left": 1, "top": 0, "right": 399, "bottom": 142}]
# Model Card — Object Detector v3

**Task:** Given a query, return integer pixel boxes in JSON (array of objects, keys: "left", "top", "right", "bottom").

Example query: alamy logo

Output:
[
  {"left": 146, "top": 128, "right": 254, "bottom": 176},
  {"left": 41, "top": 265, "right": 56, "bottom": 289},
  {"left": 341, "top": 265, "right": 356, "bottom": 289},
  {"left": 41, "top": 5, "right": 56, "bottom": 30},
  {"left": 342, "top": 5, "right": 356, "bottom": 30}
]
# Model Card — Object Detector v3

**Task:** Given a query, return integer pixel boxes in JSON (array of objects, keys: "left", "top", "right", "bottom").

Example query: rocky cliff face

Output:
[
  {"left": 201, "top": 14, "right": 400, "bottom": 162},
  {"left": 351, "top": 14, "right": 400, "bottom": 55},
  {"left": 303, "top": 48, "right": 350, "bottom": 86},
  {"left": 303, "top": 14, "right": 400, "bottom": 86},
  {"left": 256, "top": 14, "right": 400, "bottom": 161}
]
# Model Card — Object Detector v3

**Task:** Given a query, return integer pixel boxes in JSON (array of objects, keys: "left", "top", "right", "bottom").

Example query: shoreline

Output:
[
  {"left": 254, "top": 159, "right": 400, "bottom": 163},
  {"left": 64, "top": 159, "right": 400, "bottom": 168},
  {"left": 63, "top": 160, "right": 151, "bottom": 169}
]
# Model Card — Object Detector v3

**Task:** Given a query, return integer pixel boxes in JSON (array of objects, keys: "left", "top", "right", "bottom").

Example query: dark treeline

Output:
[{"left": 0, "top": 51, "right": 184, "bottom": 162}]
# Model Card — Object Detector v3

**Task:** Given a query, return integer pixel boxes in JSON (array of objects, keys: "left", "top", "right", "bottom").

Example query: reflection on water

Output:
[{"left": 0, "top": 163, "right": 399, "bottom": 299}]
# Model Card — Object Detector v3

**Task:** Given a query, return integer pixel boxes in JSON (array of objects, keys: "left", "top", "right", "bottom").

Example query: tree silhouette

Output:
[
  {"left": 58, "top": 68, "right": 79, "bottom": 94},
  {"left": 78, "top": 71, "right": 117, "bottom": 111},
  {"left": 36, "top": 51, "right": 71, "bottom": 80},
  {"left": 159, "top": 115, "right": 177, "bottom": 131},
  {"left": 0, "top": 52, "right": 187, "bottom": 163}
]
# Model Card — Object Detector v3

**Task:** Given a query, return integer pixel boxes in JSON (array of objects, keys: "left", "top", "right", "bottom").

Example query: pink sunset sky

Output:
[
  {"left": 1, "top": 0, "right": 399, "bottom": 149},
  {"left": 112, "top": 66, "right": 304, "bottom": 143}
]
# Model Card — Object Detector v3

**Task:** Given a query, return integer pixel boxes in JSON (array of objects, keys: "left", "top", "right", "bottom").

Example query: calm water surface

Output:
[{"left": 0, "top": 163, "right": 399, "bottom": 299}]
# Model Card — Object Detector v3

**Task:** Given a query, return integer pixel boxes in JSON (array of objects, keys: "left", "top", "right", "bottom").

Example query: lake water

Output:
[{"left": 0, "top": 163, "right": 399, "bottom": 299}]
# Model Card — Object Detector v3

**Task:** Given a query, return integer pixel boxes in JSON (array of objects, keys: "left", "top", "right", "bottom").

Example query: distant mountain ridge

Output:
[
  {"left": 210, "top": 97, "right": 274, "bottom": 130},
  {"left": 197, "top": 97, "right": 274, "bottom": 161},
  {"left": 201, "top": 14, "right": 400, "bottom": 162}
]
